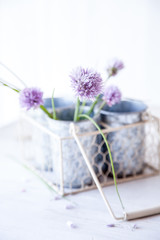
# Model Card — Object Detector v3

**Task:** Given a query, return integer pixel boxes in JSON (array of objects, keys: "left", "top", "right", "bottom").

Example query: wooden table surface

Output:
[{"left": 0, "top": 122, "right": 160, "bottom": 240}]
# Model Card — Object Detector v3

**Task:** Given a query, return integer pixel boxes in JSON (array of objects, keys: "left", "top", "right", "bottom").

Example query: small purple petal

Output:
[
  {"left": 132, "top": 224, "right": 139, "bottom": 231},
  {"left": 65, "top": 204, "right": 75, "bottom": 210},
  {"left": 106, "top": 224, "right": 116, "bottom": 228},
  {"left": 54, "top": 195, "right": 62, "bottom": 200},
  {"left": 103, "top": 85, "right": 121, "bottom": 107},
  {"left": 70, "top": 67, "right": 103, "bottom": 101},
  {"left": 67, "top": 221, "right": 77, "bottom": 229},
  {"left": 19, "top": 87, "right": 44, "bottom": 110}
]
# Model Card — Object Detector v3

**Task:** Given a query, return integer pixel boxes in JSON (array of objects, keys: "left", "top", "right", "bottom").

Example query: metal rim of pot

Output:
[{"left": 100, "top": 98, "right": 148, "bottom": 116}]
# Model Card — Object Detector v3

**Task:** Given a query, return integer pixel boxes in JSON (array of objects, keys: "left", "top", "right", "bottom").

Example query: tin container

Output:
[
  {"left": 47, "top": 107, "right": 99, "bottom": 188},
  {"left": 100, "top": 99, "right": 148, "bottom": 177},
  {"left": 31, "top": 98, "right": 74, "bottom": 170}
]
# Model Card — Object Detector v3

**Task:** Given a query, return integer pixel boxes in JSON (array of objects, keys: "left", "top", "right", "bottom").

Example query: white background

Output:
[{"left": 0, "top": 0, "right": 160, "bottom": 127}]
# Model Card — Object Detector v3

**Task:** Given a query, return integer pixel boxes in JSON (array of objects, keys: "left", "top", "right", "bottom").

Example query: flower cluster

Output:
[
  {"left": 103, "top": 85, "right": 121, "bottom": 107},
  {"left": 107, "top": 59, "right": 124, "bottom": 77},
  {"left": 69, "top": 60, "right": 124, "bottom": 120},
  {"left": 19, "top": 87, "right": 43, "bottom": 110},
  {"left": 70, "top": 67, "right": 103, "bottom": 101},
  {"left": 0, "top": 59, "right": 124, "bottom": 120}
]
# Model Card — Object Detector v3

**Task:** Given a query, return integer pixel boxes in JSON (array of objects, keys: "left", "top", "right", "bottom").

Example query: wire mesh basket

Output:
[{"left": 19, "top": 111, "right": 160, "bottom": 197}]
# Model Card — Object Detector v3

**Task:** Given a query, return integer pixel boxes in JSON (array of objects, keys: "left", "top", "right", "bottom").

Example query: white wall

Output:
[{"left": 0, "top": 0, "right": 160, "bottom": 126}]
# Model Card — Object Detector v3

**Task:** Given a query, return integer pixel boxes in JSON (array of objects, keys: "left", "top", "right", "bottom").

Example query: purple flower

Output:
[
  {"left": 103, "top": 85, "right": 121, "bottom": 107},
  {"left": 107, "top": 59, "right": 124, "bottom": 77},
  {"left": 70, "top": 67, "right": 103, "bottom": 100},
  {"left": 19, "top": 87, "right": 43, "bottom": 110}
]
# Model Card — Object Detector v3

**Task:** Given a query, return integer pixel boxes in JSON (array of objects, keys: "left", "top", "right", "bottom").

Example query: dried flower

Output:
[
  {"left": 19, "top": 87, "right": 43, "bottom": 110},
  {"left": 70, "top": 67, "right": 103, "bottom": 101},
  {"left": 107, "top": 59, "right": 124, "bottom": 77},
  {"left": 103, "top": 85, "right": 121, "bottom": 107}
]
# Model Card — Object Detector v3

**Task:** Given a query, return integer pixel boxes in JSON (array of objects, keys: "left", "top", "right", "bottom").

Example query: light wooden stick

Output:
[{"left": 125, "top": 206, "right": 160, "bottom": 220}]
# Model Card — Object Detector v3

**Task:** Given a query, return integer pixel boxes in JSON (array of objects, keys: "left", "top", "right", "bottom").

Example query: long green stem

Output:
[
  {"left": 0, "top": 80, "right": 20, "bottom": 93},
  {"left": 86, "top": 95, "right": 101, "bottom": 116},
  {"left": 0, "top": 62, "right": 27, "bottom": 87},
  {"left": 95, "top": 100, "right": 106, "bottom": 116},
  {"left": 40, "top": 105, "right": 52, "bottom": 118},
  {"left": 74, "top": 98, "right": 80, "bottom": 122},
  {"left": 79, "top": 101, "right": 86, "bottom": 115},
  {"left": 99, "top": 100, "right": 106, "bottom": 111},
  {"left": 79, "top": 113, "right": 125, "bottom": 210},
  {"left": 51, "top": 89, "right": 57, "bottom": 120}
]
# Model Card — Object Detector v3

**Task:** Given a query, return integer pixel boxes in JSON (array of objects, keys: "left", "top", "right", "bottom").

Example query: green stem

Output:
[
  {"left": 95, "top": 100, "right": 106, "bottom": 116},
  {"left": 99, "top": 100, "right": 106, "bottom": 111},
  {"left": 86, "top": 95, "right": 101, "bottom": 116},
  {"left": 51, "top": 89, "right": 57, "bottom": 120},
  {"left": 74, "top": 98, "right": 80, "bottom": 122},
  {"left": 0, "top": 80, "right": 20, "bottom": 93},
  {"left": 0, "top": 62, "right": 27, "bottom": 87},
  {"left": 79, "top": 113, "right": 125, "bottom": 211},
  {"left": 79, "top": 101, "right": 86, "bottom": 115},
  {"left": 40, "top": 105, "right": 52, "bottom": 118}
]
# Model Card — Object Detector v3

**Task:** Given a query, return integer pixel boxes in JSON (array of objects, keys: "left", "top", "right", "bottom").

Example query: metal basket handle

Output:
[{"left": 70, "top": 123, "right": 160, "bottom": 221}]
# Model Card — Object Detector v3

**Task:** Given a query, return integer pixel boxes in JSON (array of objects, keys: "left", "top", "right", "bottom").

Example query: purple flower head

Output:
[
  {"left": 19, "top": 87, "right": 44, "bottom": 110},
  {"left": 70, "top": 67, "right": 103, "bottom": 101},
  {"left": 103, "top": 85, "right": 121, "bottom": 107},
  {"left": 107, "top": 59, "right": 124, "bottom": 77}
]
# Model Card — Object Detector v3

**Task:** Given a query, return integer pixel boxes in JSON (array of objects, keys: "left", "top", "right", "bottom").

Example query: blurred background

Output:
[{"left": 0, "top": 0, "right": 160, "bottom": 127}]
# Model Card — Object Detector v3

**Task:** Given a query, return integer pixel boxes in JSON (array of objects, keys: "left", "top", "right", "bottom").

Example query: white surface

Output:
[
  {"left": 0, "top": 123, "right": 160, "bottom": 239},
  {"left": 0, "top": 0, "right": 160, "bottom": 126}
]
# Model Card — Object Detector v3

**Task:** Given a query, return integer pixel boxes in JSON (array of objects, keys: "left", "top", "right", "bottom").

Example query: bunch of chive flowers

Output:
[
  {"left": 19, "top": 59, "right": 124, "bottom": 121},
  {"left": 70, "top": 59, "right": 124, "bottom": 122},
  {"left": 0, "top": 59, "right": 124, "bottom": 121}
]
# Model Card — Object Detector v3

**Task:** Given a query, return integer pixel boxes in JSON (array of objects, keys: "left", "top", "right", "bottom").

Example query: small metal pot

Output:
[
  {"left": 47, "top": 107, "right": 100, "bottom": 188},
  {"left": 31, "top": 98, "right": 74, "bottom": 170},
  {"left": 43, "top": 97, "right": 74, "bottom": 110},
  {"left": 100, "top": 99, "right": 148, "bottom": 177}
]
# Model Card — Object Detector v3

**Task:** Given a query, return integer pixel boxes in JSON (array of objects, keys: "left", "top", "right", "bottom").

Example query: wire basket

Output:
[{"left": 18, "top": 111, "right": 160, "bottom": 196}]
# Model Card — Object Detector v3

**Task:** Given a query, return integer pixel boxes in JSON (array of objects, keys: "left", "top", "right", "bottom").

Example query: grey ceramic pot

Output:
[
  {"left": 100, "top": 99, "right": 148, "bottom": 177},
  {"left": 46, "top": 107, "right": 99, "bottom": 188}
]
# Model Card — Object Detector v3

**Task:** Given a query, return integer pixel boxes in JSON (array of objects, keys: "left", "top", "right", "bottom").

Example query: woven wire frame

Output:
[{"left": 19, "top": 113, "right": 160, "bottom": 196}]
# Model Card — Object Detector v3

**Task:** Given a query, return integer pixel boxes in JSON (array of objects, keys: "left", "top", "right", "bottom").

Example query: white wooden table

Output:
[{"left": 0, "top": 122, "right": 160, "bottom": 240}]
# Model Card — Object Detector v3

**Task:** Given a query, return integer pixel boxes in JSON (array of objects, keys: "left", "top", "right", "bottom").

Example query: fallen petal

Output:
[
  {"left": 67, "top": 221, "right": 77, "bottom": 229},
  {"left": 106, "top": 224, "right": 116, "bottom": 228},
  {"left": 54, "top": 195, "right": 62, "bottom": 200},
  {"left": 65, "top": 205, "right": 75, "bottom": 210},
  {"left": 132, "top": 224, "right": 139, "bottom": 231}
]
